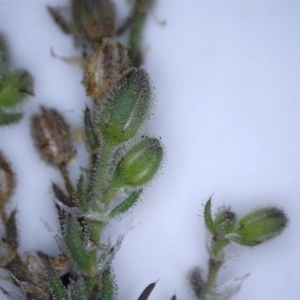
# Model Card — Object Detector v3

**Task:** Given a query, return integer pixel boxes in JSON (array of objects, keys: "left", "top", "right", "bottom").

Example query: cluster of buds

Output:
[
  {"left": 48, "top": 0, "right": 116, "bottom": 46},
  {"left": 204, "top": 198, "right": 288, "bottom": 247},
  {"left": 188, "top": 198, "right": 288, "bottom": 300}
]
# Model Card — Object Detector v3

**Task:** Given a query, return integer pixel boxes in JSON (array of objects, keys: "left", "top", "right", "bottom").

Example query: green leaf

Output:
[
  {"left": 204, "top": 197, "right": 217, "bottom": 236},
  {"left": 99, "top": 267, "right": 116, "bottom": 300},
  {"left": 65, "top": 214, "right": 96, "bottom": 275},
  {"left": 84, "top": 105, "right": 98, "bottom": 150},
  {"left": 77, "top": 175, "right": 89, "bottom": 212},
  {"left": 42, "top": 255, "right": 68, "bottom": 300},
  {"left": 0, "top": 110, "right": 22, "bottom": 125},
  {"left": 109, "top": 189, "right": 142, "bottom": 218}
]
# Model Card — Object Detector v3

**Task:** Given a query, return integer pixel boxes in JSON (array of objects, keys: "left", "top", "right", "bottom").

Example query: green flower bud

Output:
[
  {"left": 98, "top": 68, "right": 152, "bottom": 144},
  {"left": 115, "top": 137, "right": 163, "bottom": 187},
  {"left": 0, "top": 70, "right": 34, "bottom": 108},
  {"left": 232, "top": 207, "right": 288, "bottom": 246}
]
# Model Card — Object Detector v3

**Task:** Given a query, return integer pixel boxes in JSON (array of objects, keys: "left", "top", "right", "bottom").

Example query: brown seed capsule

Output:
[
  {"left": 83, "top": 38, "right": 129, "bottom": 101},
  {"left": 0, "top": 240, "right": 16, "bottom": 267},
  {"left": 31, "top": 106, "right": 76, "bottom": 166},
  {"left": 0, "top": 151, "right": 15, "bottom": 210}
]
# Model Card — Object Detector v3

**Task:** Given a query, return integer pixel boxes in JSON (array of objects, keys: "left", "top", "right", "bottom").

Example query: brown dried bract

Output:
[
  {"left": 0, "top": 151, "right": 15, "bottom": 211},
  {"left": 31, "top": 106, "right": 76, "bottom": 166},
  {"left": 83, "top": 38, "right": 129, "bottom": 102}
]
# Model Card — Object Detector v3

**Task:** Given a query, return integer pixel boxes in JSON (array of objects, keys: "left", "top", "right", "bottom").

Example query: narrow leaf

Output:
[
  {"left": 204, "top": 196, "right": 217, "bottom": 236},
  {"left": 100, "top": 267, "right": 117, "bottom": 300},
  {"left": 65, "top": 214, "right": 96, "bottom": 275},
  {"left": 84, "top": 105, "right": 98, "bottom": 150},
  {"left": 41, "top": 254, "right": 68, "bottom": 300},
  {"left": 5, "top": 209, "right": 18, "bottom": 248},
  {"left": 77, "top": 175, "right": 89, "bottom": 212},
  {"left": 137, "top": 281, "right": 157, "bottom": 300},
  {"left": 52, "top": 182, "right": 74, "bottom": 207}
]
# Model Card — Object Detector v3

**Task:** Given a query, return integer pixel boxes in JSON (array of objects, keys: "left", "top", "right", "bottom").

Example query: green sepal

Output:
[
  {"left": 0, "top": 109, "right": 22, "bottom": 125},
  {"left": 65, "top": 214, "right": 96, "bottom": 275},
  {"left": 77, "top": 175, "right": 89, "bottom": 212},
  {"left": 100, "top": 267, "right": 116, "bottom": 300},
  {"left": 109, "top": 189, "right": 143, "bottom": 218},
  {"left": 204, "top": 197, "right": 217, "bottom": 236},
  {"left": 114, "top": 137, "right": 163, "bottom": 187},
  {"left": 137, "top": 281, "right": 157, "bottom": 300},
  {"left": 0, "top": 70, "right": 34, "bottom": 108},
  {"left": 42, "top": 255, "right": 68, "bottom": 300},
  {"left": 99, "top": 68, "right": 152, "bottom": 144}
]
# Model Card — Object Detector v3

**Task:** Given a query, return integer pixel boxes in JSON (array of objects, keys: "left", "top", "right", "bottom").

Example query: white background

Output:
[{"left": 0, "top": 1, "right": 300, "bottom": 299}]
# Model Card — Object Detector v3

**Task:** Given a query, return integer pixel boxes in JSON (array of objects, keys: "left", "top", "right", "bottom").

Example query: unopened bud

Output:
[
  {"left": 84, "top": 38, "right": 129, "bottom": 101},
  {"left": 214, "top": 207, "right": 237, "bottom": 237},
  {"left": 99, "top": 68, "right": 152, "bottom": 143},
  {"left": 232, "top": 207, "right": 288, "bottom": 246},
  {"left": 31, "top": 106, "right": 76, "bottom": 166},
  {"left": 115, "top": 137, "right": 163, "bottom": 187}
]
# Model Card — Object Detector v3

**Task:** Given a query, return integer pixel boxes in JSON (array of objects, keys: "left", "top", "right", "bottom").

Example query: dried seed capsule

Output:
[
  {"left": 98, "top": 68, "right": 152, "bottom": 144},
  {"left": 0, "top": 151, "right": 15, "bottom": 210},
  {"left": 31, "top": 106, "right": 76, "bottom": 166},
  {"left": 114, "top": 137, "right": 163, "bottom": 187},
  {"left": 83, "top": 38, "right": 129, "bottom": 101},
  {"left": 72, "top": 0, "right": 116, "bottom": 43},
  {"left": 232, "top": 207, "right": 288, "bottom": 246},
  {"left": 0, "top": 240, "right": 16, "bottom": 267}
]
